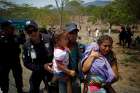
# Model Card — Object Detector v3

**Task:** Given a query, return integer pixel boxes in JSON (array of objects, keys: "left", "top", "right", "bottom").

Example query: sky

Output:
[{"left": 7, "top": 0, "right": 111, "bottom": 7}]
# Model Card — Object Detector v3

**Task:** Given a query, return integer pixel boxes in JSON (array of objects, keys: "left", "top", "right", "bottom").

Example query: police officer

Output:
[
  {"left": 0, "top": 20, "right": 24, "bottom": 93},
  {"left": 22, "top": 21, "right": 54, "bottom": 93}
]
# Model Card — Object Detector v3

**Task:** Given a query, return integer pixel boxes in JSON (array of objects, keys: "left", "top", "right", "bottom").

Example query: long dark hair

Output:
[{"left": 97, "top": 35, "right": 116, "bottom": 65}]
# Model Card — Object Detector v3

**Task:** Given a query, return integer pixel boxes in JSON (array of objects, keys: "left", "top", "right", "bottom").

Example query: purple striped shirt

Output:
[{"left": 81, "top": 42, "right": 115, "bottom": 83}]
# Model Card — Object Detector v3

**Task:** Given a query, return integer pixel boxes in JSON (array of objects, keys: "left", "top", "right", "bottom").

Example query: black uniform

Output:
[
  {"left": 22, "top": 33, "right": 54, "bottom": 93},
  {"left": 0, "top": 33, "right": 23, "bottom": 93}
]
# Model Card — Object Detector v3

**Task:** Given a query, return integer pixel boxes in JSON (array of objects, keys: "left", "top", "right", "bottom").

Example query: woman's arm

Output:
[
  {"left": 111, "top": 60, "right": 119, "bottom": 83},
  {"left": 109, "top": 51, "right": 119, "bottom": 83},
  {"left": 82, "top": 50, "right": 100, "bottom": 73}
]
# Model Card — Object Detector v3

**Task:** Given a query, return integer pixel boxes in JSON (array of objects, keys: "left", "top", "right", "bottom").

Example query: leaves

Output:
[
  {"left": 1, "top": 0, "right": 139, "bottom": 27},
  {"left": 87, "top": 0, "right": 139, "bottom": 25}
]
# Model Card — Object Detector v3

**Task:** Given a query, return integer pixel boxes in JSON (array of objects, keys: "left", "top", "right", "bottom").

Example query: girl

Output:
[{"left": 52, "top": 31, "right": 72, "bottom": 93}]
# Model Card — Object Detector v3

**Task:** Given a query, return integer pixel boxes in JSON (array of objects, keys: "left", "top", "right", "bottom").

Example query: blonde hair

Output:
[{"left": 54, "top": 31, "right": 69, "bottom": 47}]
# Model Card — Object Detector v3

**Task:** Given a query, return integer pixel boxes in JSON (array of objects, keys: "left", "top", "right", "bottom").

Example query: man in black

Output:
[
  {"left": 0, "top": 20, "right": 24, "bottom": 93},
  {"left": 22, "top": 21, "right": 54, "bottom": 93}
]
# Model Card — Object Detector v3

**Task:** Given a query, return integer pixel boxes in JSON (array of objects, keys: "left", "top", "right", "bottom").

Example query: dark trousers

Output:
[
  {"left": 0, "top": 64, "right": 10, "bottom": 93},
  {"left": 11, "top": 61, "right": 23, "bottom": 93},
  {"left": 71, "top": 77, "right": 81, "bottom": 93},
  {"left": 0, "top": 60, "right": 23, "bottom": 93},
  {"left": 125, "top": 38, "right": 132, "bottom": 48},
  {"left": 29, "top": 71, "right": 54, "bottom": 93}
]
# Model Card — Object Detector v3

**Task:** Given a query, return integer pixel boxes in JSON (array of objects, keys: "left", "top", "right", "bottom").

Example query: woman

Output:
[{"left": 81, "top": 35, "right": 119, "bottom": 93}]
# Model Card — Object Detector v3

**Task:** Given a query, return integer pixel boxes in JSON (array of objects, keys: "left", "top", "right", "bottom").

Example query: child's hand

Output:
[
  {"left": 57, "top": 63, "right": 65, "bottom": 70},
  {"left": 57, "top": 63, "right": 76, "bottom": 77},
  {"left": 69, "top": 70, "right": 76, "bottom": 77}
]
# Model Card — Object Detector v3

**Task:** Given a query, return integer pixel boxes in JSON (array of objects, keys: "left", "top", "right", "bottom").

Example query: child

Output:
[{"left": 52, "top": 31, "right": 72, "bottom": 93}]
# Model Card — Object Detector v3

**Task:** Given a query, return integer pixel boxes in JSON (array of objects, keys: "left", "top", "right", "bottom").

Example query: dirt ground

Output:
[
  {"left": 8, "top": 28, "right": 140, "bottom": 93},
  {"left": 110, "top": 33, "right": 140, "bottom": 93}
]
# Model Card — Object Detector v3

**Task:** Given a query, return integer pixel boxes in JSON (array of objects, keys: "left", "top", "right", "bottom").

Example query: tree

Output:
[
  {"left": 54, "top": 0, "right": 83, "bottom": 29},
  {"left": 87, "top": 0, "right": 139, "bottom": 29},
  {"left": 0, "top": 0, "right": 18, "bottom": 17},
  {"left": 116, "top": 0, "right": 140, "bottom": 20},
  {"left": 65, "top": 0, "right": 85, "bottom": 27}
]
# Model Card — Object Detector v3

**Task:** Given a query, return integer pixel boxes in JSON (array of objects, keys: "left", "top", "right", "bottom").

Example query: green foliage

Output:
[
  {"left": 87, "top": 0, "right": 139, "bottom": 25},
  {"left": 1, "top": 1, "right": 70, "bottom": 27},
  {"left": 1, "top": 0, "right": 140, "bottom": 27},
  {"left": 116, "top": 0, "right": 140, "bottom": 20},
  {"left": 65, "top": 0, "right": 85, "bottom": 16},
  {"left": 0, "top": 0, "right": 86, "bottom": 27},
  {"left": 104, "top": 1, "right": 138, "bottom": 24},
  {"left": 0, "top": 0, "right": 17, "bottom": 9}
]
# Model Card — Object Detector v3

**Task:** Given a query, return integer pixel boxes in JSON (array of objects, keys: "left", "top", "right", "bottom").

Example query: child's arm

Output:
[{"left": 57, "top": 63, "right": 76, "bottom": 77}]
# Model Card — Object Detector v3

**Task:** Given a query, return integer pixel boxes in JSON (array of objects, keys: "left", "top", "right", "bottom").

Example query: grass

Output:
[{"left": 123, "top": 50, "right": 140, "bottom": 63}]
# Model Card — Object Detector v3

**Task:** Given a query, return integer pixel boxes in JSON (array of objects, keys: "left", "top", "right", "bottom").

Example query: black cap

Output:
[
  {"left": 65, "top": 23, "right": 79, "bottom": 32},
  {"left": 25, "top": 20, "right": 38, "bottom": 28},
  {"left": 25, "top": 20, "right": 38, "bottom": 34}
]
